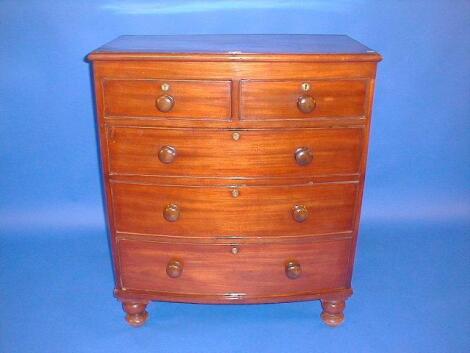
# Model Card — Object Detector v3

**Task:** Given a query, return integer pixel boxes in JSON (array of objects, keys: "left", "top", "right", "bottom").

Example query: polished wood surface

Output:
[
  {"left": 106, "top": 127, "right": 364, "bottom": 178},
  {"left": 111, "top": 181, "right": 357, "bottom": 237},
  {"left": 166, "top": 259, "right": 183, "bottom": 278},
  {"left": 321, "top": 300, "right": 346, "bottom": 327},
  {"left": 88, "top": 34, "right": 381, "bottom": 62},
  {"left": 240, "top": 79, "right": 367, "bottom": 120},
  {"left": 285, "top": 260, "right": 302, "bottom": 279},
  {"left": 87, "top": 34, "right": 381, "bottom": 327},
  {"left": 103, "top": 79, "right": 231, "bottom": 119},
  {"left": 297, "top": 95, "right": 316, "bottom": 114},
  {"left": 95, "top": 61, "right": 378, "bottom": 83},
  {"left": 117, "top": 238, "right": 352, "bottom": 298},
  {"left": 122, "top": 301, "right": 149, "bottom": 327},
  {"left": 294, "top": 147, "right": 314, "bottom": 166}
]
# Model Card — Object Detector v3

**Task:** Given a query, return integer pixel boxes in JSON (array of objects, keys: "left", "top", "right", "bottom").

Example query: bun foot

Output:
[
  {"left": 122, "top": 302, "right": 149, "bottom": 327},
  {"left": 320, "top": 300, "right": 345, "bottom": 327}
]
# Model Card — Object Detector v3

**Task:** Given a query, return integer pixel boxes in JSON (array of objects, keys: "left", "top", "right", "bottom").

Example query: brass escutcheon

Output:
[
  {"left": 231, "top": 188, "right": 240, "bottom": 198},
  {"left": 161, "top": 83, "right": 170, "bottom": 91}
]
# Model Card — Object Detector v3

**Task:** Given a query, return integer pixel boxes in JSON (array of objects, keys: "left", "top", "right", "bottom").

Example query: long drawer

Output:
[
  {"left": 107, "top": 127, "right": 364, "bottom": 178},
  {"left": 117, "top": 237, "right": 352, "bottom": 298},
  {"left": 111, "top": 181, "right": 357, "bottom": 237}
]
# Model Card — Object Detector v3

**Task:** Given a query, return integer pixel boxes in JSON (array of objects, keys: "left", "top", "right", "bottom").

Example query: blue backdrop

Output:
[{"left": 0, "top": 1, "right": 469, "bottom": 353}]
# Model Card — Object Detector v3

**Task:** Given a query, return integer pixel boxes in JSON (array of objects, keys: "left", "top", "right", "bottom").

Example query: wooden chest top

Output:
[{"left": 88, "top": 34, "right": 382, "bottom": 62}]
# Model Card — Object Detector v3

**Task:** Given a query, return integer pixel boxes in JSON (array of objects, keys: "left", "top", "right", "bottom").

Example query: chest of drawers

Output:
[{"left": 87, "top": 35, "right": 381, "bottom": 327}]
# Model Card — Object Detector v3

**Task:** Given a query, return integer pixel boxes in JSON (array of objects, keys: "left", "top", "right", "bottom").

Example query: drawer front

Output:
[
  {"left": 240, "top": 79, "right": 367, "bottom": 120},
  {"left": 117, "top": 238, "right": 351, "bottom": 297},
  {"left": 107, "top": 127, "right": 363, "bottom": 178},
  {"left": 103, "top": 79, "right": 231, "bottom": 119},
  {"left": 111, "top": 182, "right": 357, "bottom": 237}
]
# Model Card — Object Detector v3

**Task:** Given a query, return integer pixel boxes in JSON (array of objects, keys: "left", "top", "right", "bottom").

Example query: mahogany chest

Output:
[{"left": 87, "top": 35, "right": 381, "bottom": 327}]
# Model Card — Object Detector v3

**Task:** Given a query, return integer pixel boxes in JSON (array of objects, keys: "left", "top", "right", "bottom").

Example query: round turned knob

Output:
[
  {"left": 158, "top": 145, "right": 177, "bottom": 164},
  {"left": 292, "top": 205, "right": 309, "bottom": 223},
  {"left": 294, "top": 147, "right": 313, "bottom": 166},
  {"left": 163, "top": 203, "right": 180, "bottom": 222},
  {"left": 297, "top": 95, "right": 316, "bottom": 113},
  {"left": 285, "top": 261, "right": 302, "bottom": 279},
  {"left": 156, "top": 95, "right": 175, "bottom": 112},
  {"left": 166, "top": 259, "right": 183, "bottom": 278}
]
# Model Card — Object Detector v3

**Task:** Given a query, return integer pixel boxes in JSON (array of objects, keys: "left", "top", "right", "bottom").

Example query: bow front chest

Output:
[{"left": 87, "top": 35, "right": 381, "bottom": 327}]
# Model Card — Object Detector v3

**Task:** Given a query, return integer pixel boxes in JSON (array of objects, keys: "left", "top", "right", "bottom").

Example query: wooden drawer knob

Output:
[
  {"left": 285, "top": 260, "right": 302, "bottom": 279},
  {"left": 166, "top": 259, "right": 183, "bottom": 278},
  {"left": 292, "top": 205, "right": 309, "bottom": 223},
  {"left": 297, "top": 95, "right": 316, "bottom": 113},
  {"left": 163, "top": 203, "right": 180, "bottom": 222},
  {"left": 156, "top": 94, "right": 175, "bottom": 112},
  {"left": 294, "top": 147, "right": 313, "bottom": 166},
  {"left": 158, "top": 145, "right": 177, "bottom": 164}
]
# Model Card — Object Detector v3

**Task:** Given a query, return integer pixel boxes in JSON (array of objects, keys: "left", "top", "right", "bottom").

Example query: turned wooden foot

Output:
[
  {"left": 122, "top": 301, "right": 149, "bottom": 327},
  {"left": 320, "top": 299, "right": 345, "bottom": 327}
]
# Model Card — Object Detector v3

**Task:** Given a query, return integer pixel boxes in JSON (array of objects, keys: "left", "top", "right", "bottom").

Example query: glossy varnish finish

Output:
[
  {"left": 103, "top": 79, "right": 231, "bottom": 119},
  {"left": 106, "top": 127, "right": 364, "bottom": 178},
  {"left": 87, "top": 35, "right": 381, "bottom": 327},
  {"left": 239, "top": 79, "right": 367, "bottom": 120},
  {"left": 117, "top": 238, "right": 352, "bottom": 299},
  {"left": 88, "top": 34, "right": 381, "bottom": 62},
  {"left": 111, "top": 181, "right": 358, "bottom": 237}
]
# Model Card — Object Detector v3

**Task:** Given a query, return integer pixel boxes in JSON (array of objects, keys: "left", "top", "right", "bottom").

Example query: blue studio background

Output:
[{"left": 0, "top": 1, "right": 469, "bottom": 352}]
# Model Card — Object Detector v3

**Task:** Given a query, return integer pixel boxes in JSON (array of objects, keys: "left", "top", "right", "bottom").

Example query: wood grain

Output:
[
  {"left": 87, "top": 34, "right": 381, "bottom": 325},
  {"left": 240, "top": 79, "right": 367, "bottom": 120},
  {"left": 106, "top": 127, "right": 364, "bottom": 178},
  {"left": 117, "top": 237, "right": 352, "bottom": 297},
  {"left": 114, "top": 286, "right": 352, "bottom": 304},
  {"left": 103, "top": 79, "right": 231, "bottom": 119},
  {"left": 87, "top": 35, "right": 381, "bottom": 62},
  {"left": 94, "top": 61, "right": 378, "bottom": 82},
  {"left": 110, "top": 181, "right": 358, "bottom": 237}
]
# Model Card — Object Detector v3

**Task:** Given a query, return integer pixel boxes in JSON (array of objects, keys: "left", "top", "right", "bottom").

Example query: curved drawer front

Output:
[
  {"left": 111, "top": 181, "right": 357, "bottom": 237},
  {"left": 117, "top": 238, "right": 351, "bottom": 298},
  {"left": 107, "top": 127, "right": 364, "bottom": 178},
  {"left": 103, "top": 79, "right": 231, "bottom": 119},
  {"left": 240, "top": 79, "right": 367, "bottom": 120}
]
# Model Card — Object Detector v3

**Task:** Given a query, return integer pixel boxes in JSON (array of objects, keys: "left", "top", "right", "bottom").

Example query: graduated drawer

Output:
[
  {"left": 103, "top": 79, "right": 231, "bottom": 119},
  {"left": 107, "top": 127, "right": 364, "bottom": 178},
  {"left": 117, "top": 237, "right": 351, "bottom": 298},
  {"left": 111, "top": 181, "right": 357, "bottom": 237},
  {"left": 240, "top": 79, "right": 367, "bottom": 120}
]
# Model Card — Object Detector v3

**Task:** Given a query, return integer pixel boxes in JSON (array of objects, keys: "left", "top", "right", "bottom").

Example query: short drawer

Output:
[
  {"left": 117, "top": 238, "right": 351, "bottom": 298},
  {"left": 240, "top": 79, "right": 367, "bottom": 120},
  {"left": 103, "top": 79, "right": 231, "bottom": 119},
  {"left": 107, "top": 127, "right": 364, "bottom": 178},
  {"left": 111, "top": 181, "right": 357, "bottom": 237}
]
